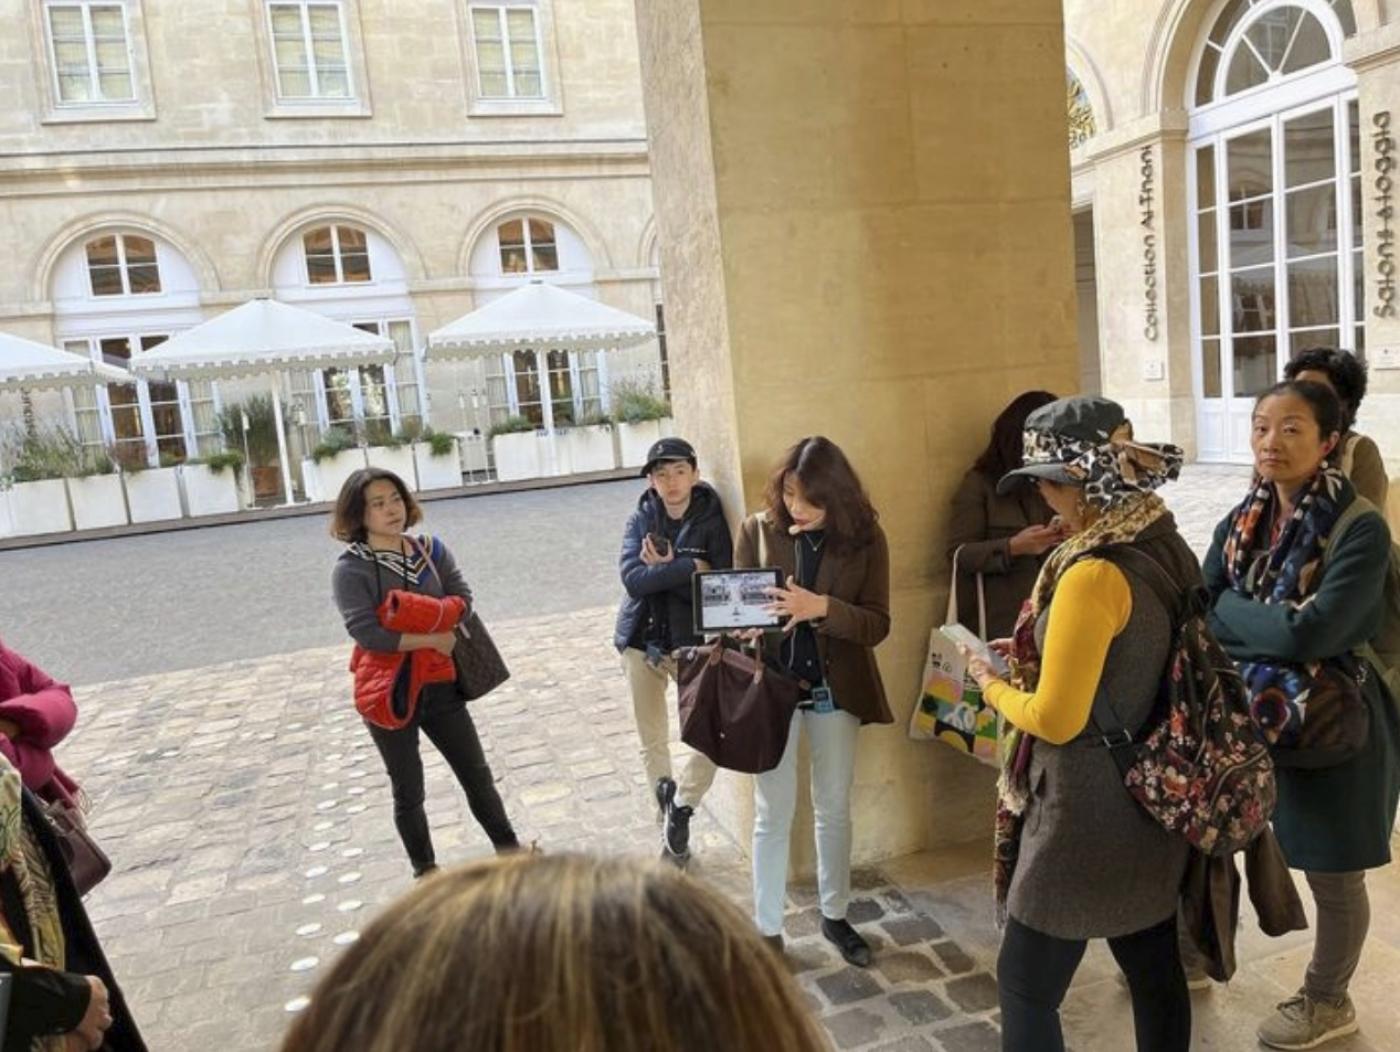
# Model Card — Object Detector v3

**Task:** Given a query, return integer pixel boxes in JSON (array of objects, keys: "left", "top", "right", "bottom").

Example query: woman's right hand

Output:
[
  {"left": 988, "top": 638, "right": 1014, "bottom": 659},
  {"left": 1008, "top": 524, "right": 1063, "bottom": 558},
  {"left": 72, "top": 975, "right": 111, "bottom": 1050}
]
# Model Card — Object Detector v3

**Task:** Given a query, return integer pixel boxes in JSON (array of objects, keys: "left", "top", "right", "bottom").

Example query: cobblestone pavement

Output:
[{"left": 41, "top": 463, "right": 1400, "bottom": 1052}]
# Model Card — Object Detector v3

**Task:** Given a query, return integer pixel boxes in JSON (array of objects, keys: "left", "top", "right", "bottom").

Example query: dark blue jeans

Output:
[
  {"left": 997, "top": 913, "right": 1190, "bottom": 1052},
  {"left": 366, "top": 683, "right": 517, "bottom": 872}
]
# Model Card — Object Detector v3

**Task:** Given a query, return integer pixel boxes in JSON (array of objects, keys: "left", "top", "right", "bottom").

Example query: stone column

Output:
[{"left": 633, "top": 0, "right": 1080, "bottom": 871}]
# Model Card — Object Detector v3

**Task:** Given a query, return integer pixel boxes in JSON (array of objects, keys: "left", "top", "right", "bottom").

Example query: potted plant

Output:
[
  {"left": 302, "top": 426, "right": 366, "bottom": 503},
  {"left": 611, "top": 380, "right": 675, "bottom": 468},
  {"left": 218, "top": 396, "right": 284, "bottom": 504},
  {"left": 557, "top": 410, "right": 618, "bottom": 475},
  {"left": 181, "top": 450, "right": 244, "bottom": 517},
  {"left": 489, "top": 415, "right": 543, "bottom": 482},
  {"left": 68, "top": 447, "right": 128, "bottom": 531},
  {"left": 0, "top": 426, "right": 77, "bottom": 536},
  {"left": 412, "top": 428, "right": 462, "bottom": 491},
  {"left": 122, "top": 447, "right": 183, "bottom": 524},
  {"left": 365, "top": 428, "right": 418, "bottom": 489}
]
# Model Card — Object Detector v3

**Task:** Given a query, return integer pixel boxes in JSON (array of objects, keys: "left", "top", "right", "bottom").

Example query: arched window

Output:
[
  {"left": 86, "top": 233, "right": 161, "bottom": 296},
  {"left": 302, "top": 224, "right": 371, "bottom": 284},
  {"left": 497, "top": 218, "right": 558, "bottom": 274},
  {"left": 1195, "top": 0, "right": 1355, "bottom": 105},
  {"left": 1068, "top": 71, "right": 1096, "bottom": 148},
  {"left": 1188, "top": 0, "right": 1360, "bottom": 463}
]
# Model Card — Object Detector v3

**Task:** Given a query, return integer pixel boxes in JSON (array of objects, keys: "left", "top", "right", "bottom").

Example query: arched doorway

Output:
[{"left": 1188, "top": 0, "right": 1361, "bottom": 460}]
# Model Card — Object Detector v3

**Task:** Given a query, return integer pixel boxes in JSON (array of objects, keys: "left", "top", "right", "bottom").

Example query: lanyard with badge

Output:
[{"left": 790, "top": 531, "right": 837, "bottom": 713}]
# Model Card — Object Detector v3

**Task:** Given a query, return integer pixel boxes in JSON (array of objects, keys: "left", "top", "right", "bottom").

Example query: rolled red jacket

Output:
[{"left": 350, "top": 591, "right": 466, "bottom": 729}]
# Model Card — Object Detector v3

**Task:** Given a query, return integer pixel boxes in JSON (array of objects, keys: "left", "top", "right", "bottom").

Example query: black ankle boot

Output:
[{"left": 821, "top": 916, "right": 872, "bottom": 967}]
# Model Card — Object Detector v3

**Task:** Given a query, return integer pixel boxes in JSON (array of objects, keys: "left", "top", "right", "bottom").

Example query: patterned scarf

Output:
[
  {"left": 0, "top": 755, "right": 66, "bottom": 1052},
  {"left": 1221, "top": 467, "right": 1347, "bottom": 742},
  {"left": 992, "top": 492, "right": 1172, "bottom": 922}
]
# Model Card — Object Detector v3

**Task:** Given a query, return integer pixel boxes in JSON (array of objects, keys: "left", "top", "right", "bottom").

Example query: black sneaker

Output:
[
  {"left": 663, "top": 800, "right": 694, "bottom": 862},
  {"left": 654, "top": 776, "right": 676, "bottom": 820},
  {"left": 413, "top": 862, "right": 439, "bottom": 880},
  {"left": 821, "top": 916, "right": 872, "bottom": 967}
]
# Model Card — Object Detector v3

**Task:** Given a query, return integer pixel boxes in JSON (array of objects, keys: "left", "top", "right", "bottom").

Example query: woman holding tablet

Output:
[{"left": 734, "top": 436, "right": 892, "bottom": 966}]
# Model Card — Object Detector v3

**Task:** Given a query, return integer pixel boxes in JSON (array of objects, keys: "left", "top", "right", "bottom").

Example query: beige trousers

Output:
[{"left": 620, "top": 647, "right": 717, "bottom": 809}]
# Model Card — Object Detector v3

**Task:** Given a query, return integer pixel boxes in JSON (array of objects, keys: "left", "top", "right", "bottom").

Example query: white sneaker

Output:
[{"left": 1257, "top": 991, "right": 1358, "bottom": 1050}]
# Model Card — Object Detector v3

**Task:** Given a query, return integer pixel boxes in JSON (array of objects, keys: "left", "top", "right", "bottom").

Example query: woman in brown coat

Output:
[
  {"left": 735, "top": 437, "right": 892, "bottom": 968},
  {"left": 947, "top": 391, "right": 1065, "bottom": 639}
]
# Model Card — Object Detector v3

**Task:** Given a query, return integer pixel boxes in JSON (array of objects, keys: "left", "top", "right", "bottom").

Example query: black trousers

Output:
[
  {"left": 997, "top": 914, "right": 1191, "bottom": 1052},
  {"left": 365, "top": 683, "right": 517, "bottom": 872}
]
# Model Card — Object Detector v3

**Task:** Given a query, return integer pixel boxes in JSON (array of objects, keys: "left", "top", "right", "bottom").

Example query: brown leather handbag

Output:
[
  {"left": 413, "top": 535, "right": 511, "bottom": 702},
  {"left": 676, "top": 638, "right": 802, "bottom": 774},
  {"left": 43, "top": 795, "right": 111, "bottom": 897}
]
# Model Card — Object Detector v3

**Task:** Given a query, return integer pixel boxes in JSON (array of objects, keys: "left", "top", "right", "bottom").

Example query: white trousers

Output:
[{"left": 752, "top": 706, "right": 861, "bottom": 936}]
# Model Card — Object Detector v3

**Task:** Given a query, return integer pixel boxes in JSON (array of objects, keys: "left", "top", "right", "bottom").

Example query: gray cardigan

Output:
[
  {"left": 1008, "top": 526, "right": 1198, "bottom": 939},
  {"left": 331, "top": 537, "right": 472, "bottom": 654}
]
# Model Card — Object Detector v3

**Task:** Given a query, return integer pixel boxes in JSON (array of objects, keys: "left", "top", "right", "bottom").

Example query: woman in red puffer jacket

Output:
[
  {"left": 0, "top": 638, "right": 80, "bottom": 805},
  {"left": 331, "top": 468, "right": 521, "bottom": 878}
]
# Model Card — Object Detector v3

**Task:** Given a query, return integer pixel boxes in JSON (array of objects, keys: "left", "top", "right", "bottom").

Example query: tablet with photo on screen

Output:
[{"left": 692, "top": 568, "right": 784, "bottom": 633}]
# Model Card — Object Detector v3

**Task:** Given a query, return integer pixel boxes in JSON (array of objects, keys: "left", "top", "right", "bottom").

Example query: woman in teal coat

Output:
[{"left": 1205, "top": 379, "right": 1400, "bottom": 1052}]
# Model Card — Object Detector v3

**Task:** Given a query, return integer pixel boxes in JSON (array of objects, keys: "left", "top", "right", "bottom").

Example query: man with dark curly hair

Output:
[{"left": 1285, "top": 348, "right": 1389, "bottom": 508}]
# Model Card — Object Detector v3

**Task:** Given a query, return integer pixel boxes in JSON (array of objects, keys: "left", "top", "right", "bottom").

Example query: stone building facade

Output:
[{"left": 0, "top": 0, "right": 666, "bottom": 478}]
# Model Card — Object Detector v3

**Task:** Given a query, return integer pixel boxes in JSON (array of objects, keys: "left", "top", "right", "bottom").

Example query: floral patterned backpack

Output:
[{"left": 1089, "top": 545, "right": 1277, "bottom": 857}]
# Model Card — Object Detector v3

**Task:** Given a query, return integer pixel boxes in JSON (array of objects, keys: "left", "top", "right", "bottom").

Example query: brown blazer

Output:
[
  {"left": 945, "top": 468, "right": 1053, "bottom": 640},
  {"left": 735, "top": 512, "right": 893, "bottom": 725}
]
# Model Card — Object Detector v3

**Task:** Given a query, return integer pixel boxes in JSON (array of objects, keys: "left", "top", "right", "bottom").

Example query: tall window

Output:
[
  {"left": 469, "top": 5, "right": 543, "bottom": 98},
  {"left": 497, "top": 218, "right": 557, "bottom": 274},
  {"left": 86, "top": 234, "right": 160, "bottom": 296},
  {"left": 44, "top": 2, "right": 134, "bottom": 104},
  {"left": 267, "top": 1, "right": 351, "bottom": 100},
  {"left": 351, "top": 320, "right": 421, "bottom": 441},
  {"left": 303, "top": 225, "right": 371, "bottom": 284},
  {"left": 485, "top": 348, "right": 600, "bottom": 427},
  {"left": 1189, "top": 0, "right": 1359, "bottom": 460}
]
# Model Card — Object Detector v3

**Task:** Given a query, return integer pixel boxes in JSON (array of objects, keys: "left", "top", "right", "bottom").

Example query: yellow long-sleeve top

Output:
[{"left": 983, "top": 558, "right": 1133, "bottom": 745}]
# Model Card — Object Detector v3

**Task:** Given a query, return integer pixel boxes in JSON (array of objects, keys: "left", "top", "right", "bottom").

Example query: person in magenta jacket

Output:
[{"left": 0, "top": 637, "right": 79, "bottom": 802}]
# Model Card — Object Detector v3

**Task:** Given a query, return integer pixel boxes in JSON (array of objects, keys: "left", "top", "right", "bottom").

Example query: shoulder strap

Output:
[
  {"left": 1323, "top": 493, "right": 1378, "bottom": 564},
  {"left": 409, "top": 534, "right": 444, "bottom": 591},
  {"left": 1340, "top": 432, "right": 1360, "bottom": 477},
  {"left": 1090, "top": 545, "right": 1186, "bottom": 627}
]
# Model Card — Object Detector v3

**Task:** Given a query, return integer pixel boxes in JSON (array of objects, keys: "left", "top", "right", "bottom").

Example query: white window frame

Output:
[
  {"left": 301, "top": 225, "right": 375, "bottom": 287},
  {"left": 252, "top": 0, "right": 371, "bottom": 119},
  {"left": 1187, "top": 7, "right": 1360, "bottom": 459},
  {"left": 31, "top": 0, "right": 155, "bottom": 123},
  {"left": 43, "top": 1, "right": 135, "bottom": 105},
  {"left": 265, "top": 0, "right": 354, "bottom": 102},
  {"left": 459, "top": 0, "right": 562, "bottom": 117},
  {"left": 496, "top": 217, "right": 559, "bottom": 276},
  {"left": 85, "top": 232, "right": 163, "bottom": 299},
  {"left": 301, "top": 318, "right": 423, "bottom": 440}
]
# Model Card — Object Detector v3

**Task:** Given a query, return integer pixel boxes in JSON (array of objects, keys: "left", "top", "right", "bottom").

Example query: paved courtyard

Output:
[{"left": 16, "top": 464, "right": 1400, "bottom": 1050}]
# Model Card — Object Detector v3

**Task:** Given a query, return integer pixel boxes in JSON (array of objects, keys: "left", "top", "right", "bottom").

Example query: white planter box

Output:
[
  {"left": 123, "top": 467, "right": 182, "bottom": 524},
  {"left": 181, "top": 464, "right": 242, "bottom": 517},
  {"left": 617, "top": 418, "right": 675, "bottom": 468},
  {"left": 0, "top": 489, "right": 14, "bottom": 538},
  {"left": 492, "top": 431, "right": 544, "bottom": 482},
  {"left": 8, "top": 479, "right": 73, "bottom": 536},
  {"left": 302, "top": 448, "right": 368, "bottom": 503},
  {"left": 68, "top": 475, "right": 128, "bottom": 530},
  {"left": 366, "top": 445, "right": 418, "bottom": 489},
  {"left": 412, "top": 441, "right": 462, "bottom": 491},
  {"left": 558, "top": 425, "right": 618, "bottom": 475}
]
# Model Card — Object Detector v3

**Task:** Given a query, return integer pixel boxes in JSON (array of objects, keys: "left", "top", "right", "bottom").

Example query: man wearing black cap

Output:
[{"left": 614, "top": 436, "right": 733, "bottom": 864}]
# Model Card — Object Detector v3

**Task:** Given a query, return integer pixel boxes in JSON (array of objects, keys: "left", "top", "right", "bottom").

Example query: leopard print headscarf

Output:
[{"left": 1021, "top": 421, "right": 1184, "bottom": 510}]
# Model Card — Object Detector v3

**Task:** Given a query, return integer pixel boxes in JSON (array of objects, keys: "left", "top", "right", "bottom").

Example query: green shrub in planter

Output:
[
  {"left": 216, "top": 396, "right": 281, "bottom": 469},
  {"left": 77, "top": 452, "right": 116, "bottom": 477},
  {"left": 488, "top": 416, "right": 537, "bottom": 439},
  {"left": 610, "top": 379, "right": 671, "bottom": 424},
  {"left": 159, "top": 450, "right": 185, "bottom": 468},
  {"left": 396, "top": 418, "right": 425, "bottom": 445},
  {"left": 423, "top": 429, "right": 457, "bottom": 457},
  {"left": 575, "top": 410, "right": 613, "bottom": 428},
  {"left": 110, "top": 443, "right": 149, "bottom": 474},
  {"left": 1, "top": 426, "right": 84, "bottom": 482},
  {"left": 312, "top": 427, "right": 358, "bottom": 464},
  {"left": 201, "top": 451, "right": 246, "bottom": 475}
]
